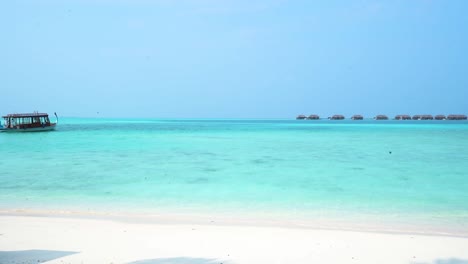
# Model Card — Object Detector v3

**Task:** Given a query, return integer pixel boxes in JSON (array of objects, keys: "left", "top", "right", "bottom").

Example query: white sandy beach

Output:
[{"left": 1, "top": 215, "right": 468, "bottom": 264}]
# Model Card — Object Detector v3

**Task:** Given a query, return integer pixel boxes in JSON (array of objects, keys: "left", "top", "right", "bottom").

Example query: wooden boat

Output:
[{"left": 1, "top": 112, "right": 58, "bottom": 132}]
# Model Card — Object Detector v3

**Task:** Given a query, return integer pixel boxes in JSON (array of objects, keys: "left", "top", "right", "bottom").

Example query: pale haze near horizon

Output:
[{"left": 1, "top": 0, "right": 467, "bottom": 118}]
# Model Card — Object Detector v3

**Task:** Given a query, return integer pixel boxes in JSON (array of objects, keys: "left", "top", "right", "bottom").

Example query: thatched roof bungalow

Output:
[
  {"left": 420, "top": 115, "right": 434, "bottom": 120},
  {"left": 447, "top": 114, "right": 468, "bottom": 120},
  {"left": 413, "top": 115, "right": 434, "bottom": 120},
  {"left": 395, "top": 115, "right": 411, "bottom": 120},
  {"left": 329, "top": 115, "right": 345, "bottom": 120},
  {"left": 351, "top": 115, "right": 363, "bottom": 120},
  {"left": 374, "top": 115, "right": 389, "bottom": 120},
  {"left": 434, "top": 115, "right": 446, "bottom": 120},
  {"left": 307, "top": 114, "right": 320, "bottom": 120},
  {"left": 296, "top": 115, "right": 306, "bottom": 120}
]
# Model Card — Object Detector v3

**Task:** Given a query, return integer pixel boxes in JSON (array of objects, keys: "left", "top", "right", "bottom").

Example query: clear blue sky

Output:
[{"left": 1, "top": 0, "right": 467, "bottom": 118}]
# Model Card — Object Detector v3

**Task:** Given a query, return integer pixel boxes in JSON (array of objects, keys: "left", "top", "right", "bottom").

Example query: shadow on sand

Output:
[
  {"left": 0, "top": 249, "right": 78, "bottom": 264},
  {"left": 128, "top": 257, "right": 225, "bottom": 264}
]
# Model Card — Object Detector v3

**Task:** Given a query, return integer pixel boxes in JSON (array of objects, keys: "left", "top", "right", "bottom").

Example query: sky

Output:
[{"left": 1, "top": 0, "right": 467, "bottom": 118}]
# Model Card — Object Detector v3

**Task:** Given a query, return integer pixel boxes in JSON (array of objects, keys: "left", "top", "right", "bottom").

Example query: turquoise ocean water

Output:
[{"left": 1, "top": 118, "right": 468, "bottom": 233}]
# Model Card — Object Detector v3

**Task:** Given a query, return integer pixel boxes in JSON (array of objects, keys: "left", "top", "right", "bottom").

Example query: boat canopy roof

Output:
[{"left": 2, "top": 113, "right": 49, "bottom": 118}]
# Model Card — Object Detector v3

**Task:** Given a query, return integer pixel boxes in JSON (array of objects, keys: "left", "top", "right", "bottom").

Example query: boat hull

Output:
[{"left": 0, "top": 123, "right": 57, "bottom": 132}]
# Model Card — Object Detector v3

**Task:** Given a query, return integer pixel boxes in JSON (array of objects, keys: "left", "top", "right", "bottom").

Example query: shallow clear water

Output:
[{"left": 1, "top": 118, "right": 468, "bottom": 231}]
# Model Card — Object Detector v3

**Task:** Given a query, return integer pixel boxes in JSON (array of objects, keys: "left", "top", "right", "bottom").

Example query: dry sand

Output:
[{"left": 1, "top": 215, "right": 468, "bottom": 264}]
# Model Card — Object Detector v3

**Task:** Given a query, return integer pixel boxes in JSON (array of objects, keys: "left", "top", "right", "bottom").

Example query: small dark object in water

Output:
[{"left": 389, "top": 151, "right": 392, "bottom": 154}]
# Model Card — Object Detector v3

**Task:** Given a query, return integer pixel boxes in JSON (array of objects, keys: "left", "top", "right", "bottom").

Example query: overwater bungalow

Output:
[
  {"left": 296, "top": 115, "right": 307, "bottom": 120},
  {"left": 374, "top": 115, "right": 389, "bottom": 120},
  {"left": 435, "top": 115, "right": 446, "bottom": 120},
  {"left": 395, "top": 115, "right": 411, "bottom": 120},
  {"left": 412, "top": 115, "right": 422, "bottom": 120},
  {"left": 420, "top": 115, "right": 434, "bottom": 120},
  {"left": 447, "top": 114, "right": 468, "bottom": 120},
  {"left": 329, "top": 115, "right": 345, "bottom": 120},
  {"left": 351, "top": 115, "right": 363, "bottom": 120},
  {"left": 307, "top": 114, "right": 320, "bottom": 120}
]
